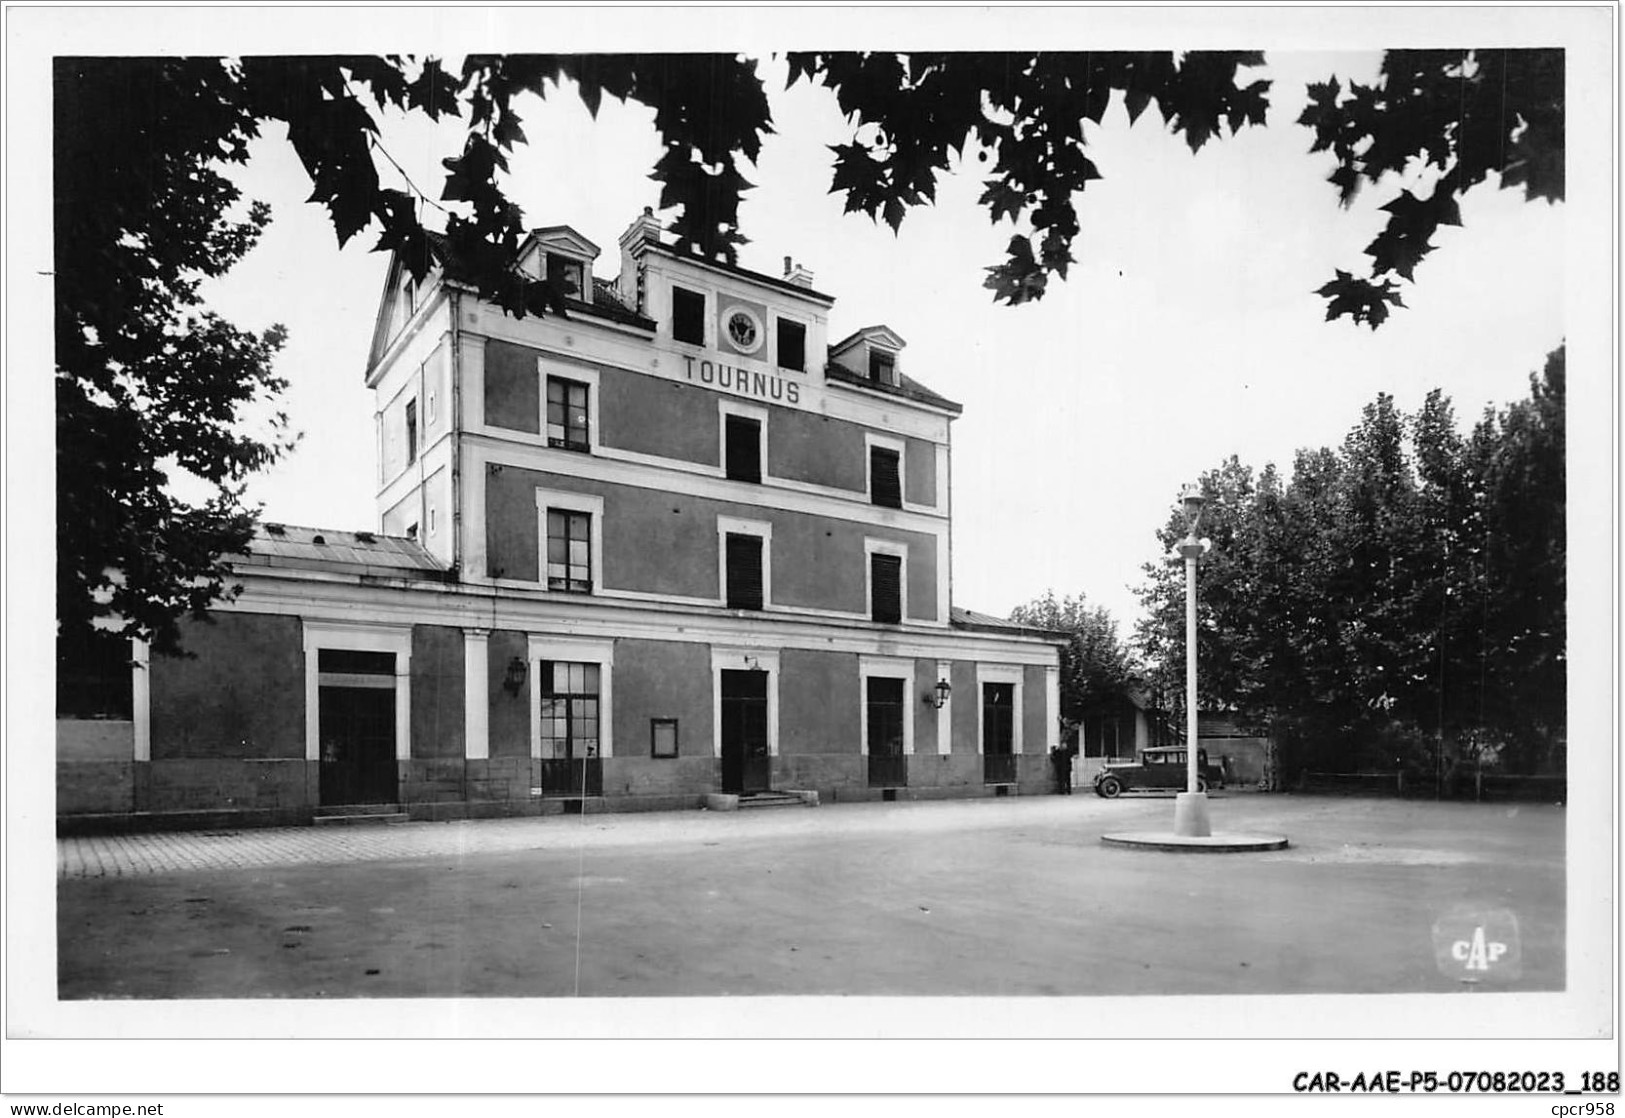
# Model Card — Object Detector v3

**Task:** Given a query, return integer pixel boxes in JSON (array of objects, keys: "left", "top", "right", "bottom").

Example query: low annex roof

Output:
[
  {"left": 950, "top": 606, "right": 1069, "bottom": 642},
  {"left": 236, "top": 524, "right": 452, "bottom": 582}
]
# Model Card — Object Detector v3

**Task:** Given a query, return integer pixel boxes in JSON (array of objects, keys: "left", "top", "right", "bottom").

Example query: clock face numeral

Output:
[{"left": 723, "top": 306, "right": 763, "bottom": 353}]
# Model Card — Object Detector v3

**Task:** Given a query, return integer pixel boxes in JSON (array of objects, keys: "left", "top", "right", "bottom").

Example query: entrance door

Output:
[
  {"left": 317, "top": 647, "right": 398, "bottom": 805},
  {"left": 866, "top": 676, "right": 907, "bottom": 787},
  {"left": 982, "top": 682, "right": 1016, "bottom": 784},
  {"left": 315, "top": 646, "right": 398, "bottom": 802},
  {"left": 538, "top": 660, "right": 604, "bottom": 796},
  {"left": 720, "top": 669, "right": 770, "bottom": 794}
]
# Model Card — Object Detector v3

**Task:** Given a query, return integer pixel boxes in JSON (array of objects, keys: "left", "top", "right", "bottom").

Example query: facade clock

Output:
[{"left": 724, "top": 306, "right": 763, "bottom": 354}]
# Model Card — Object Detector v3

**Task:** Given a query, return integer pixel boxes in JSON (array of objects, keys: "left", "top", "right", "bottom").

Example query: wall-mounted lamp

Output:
[
  {"left": 502, "top": 656, "right": 528, "bottom": 696},
  {"left": 927, "top": 678, "right": 953, "bottom": 709}
]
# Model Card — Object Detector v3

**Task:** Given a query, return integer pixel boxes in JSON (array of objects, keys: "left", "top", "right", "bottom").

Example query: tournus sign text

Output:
[{"left": 682, "top": 355, "right": 802, "bottom": 406}]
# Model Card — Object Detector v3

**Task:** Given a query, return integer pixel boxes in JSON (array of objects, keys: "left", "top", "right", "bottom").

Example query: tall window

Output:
[
  {"left": 724, "top": 414, "right": 762, "bottom": 483},
  {"left": 546, "top": 376, "right": 590, "bottom": 451},
  {"left": 546, "top": 253, "right": 585, "bottom": 300},
  {"left": 777, "top": 318, "right": 806, "bottom": 371},
  {"left": 672, "top": 285, "right": 705, "bottom": 345},
  {"left": 546, "top": 509, "right": 592, "bottom": 592},
  {"left": 724, "top": 532, "right": 764, "bottom": 610},
  {"left": 404, "top": 398, "right": 418, "bottom": 464},
  {"left": 870, "top": 552, "right": 902, "bottom": 624},
  {"left": 870, "top": 446, "right": 902, "bottom": 508},
  {"left": 869, "top": 350, "right": 897, "bottom": 386},
  {"left": 539, "top": 661, "right": 600, "bottom": 760}
]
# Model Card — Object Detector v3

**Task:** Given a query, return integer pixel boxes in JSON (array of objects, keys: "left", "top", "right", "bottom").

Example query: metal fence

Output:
[
  {"left": 538, "top": 758, "right": 603, "bottom": 797},
  {"left": 1299, "top": 770, "right": 1566, "bottom": 803}
]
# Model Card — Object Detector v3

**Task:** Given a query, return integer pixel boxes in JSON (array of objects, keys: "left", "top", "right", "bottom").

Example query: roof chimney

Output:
[
  {"left": 618, "top": 206, "right": 663, "bottom": 253},
  {"left": 786, "top": 260, "right": 815, "bottom": 289}
]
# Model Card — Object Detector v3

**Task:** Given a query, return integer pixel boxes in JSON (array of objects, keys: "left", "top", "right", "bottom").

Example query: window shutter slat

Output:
[
  {"left": 870, "top": 448, "right": 902, "bottom": 508},
  {"left": 871, "top": 553, "right": 902, "bottom": 623},
  {"left": 726, "top": 533, "right": 764, "bottom": 610}
]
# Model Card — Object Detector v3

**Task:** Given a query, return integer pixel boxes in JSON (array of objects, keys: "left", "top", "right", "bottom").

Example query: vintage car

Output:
[{"left": 1093, "top": 746, "right": 1225, "bottom": 798}]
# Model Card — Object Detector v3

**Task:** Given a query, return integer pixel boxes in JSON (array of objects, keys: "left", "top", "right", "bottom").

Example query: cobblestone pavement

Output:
[
  {"left": 51, "top": 796, "right": 1571, "bottom": 1002},
  {"left": 55, "top": 796, "right": 1110, "bottom": 879}
]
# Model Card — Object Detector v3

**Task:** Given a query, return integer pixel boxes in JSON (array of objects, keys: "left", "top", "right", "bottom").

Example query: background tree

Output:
[
  {"left": 1007, "top": 590, "right": 1135, "bottom": 730},
  {"left": 1132, "top": 347, "right": 1566, "bottom": 781},
  {"left": 55, "top": 58, "right": 299, "bottom": 660}
]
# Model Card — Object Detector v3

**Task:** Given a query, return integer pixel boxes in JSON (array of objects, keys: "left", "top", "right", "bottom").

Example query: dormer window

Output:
[
  {"left": 546, "top": 253, "right": 585, "bottom": 301},
  {"left": 869, "top": 350, "right": 898, "bottom": 387}
]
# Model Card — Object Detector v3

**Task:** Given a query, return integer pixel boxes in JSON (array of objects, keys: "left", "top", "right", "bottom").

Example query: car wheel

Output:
[
  {"left": 1096, "top": 776, "right": 1122, "bottom": 799},
  {"left": 1196, "top": 777, "right": 1208, "bottom": 793}
]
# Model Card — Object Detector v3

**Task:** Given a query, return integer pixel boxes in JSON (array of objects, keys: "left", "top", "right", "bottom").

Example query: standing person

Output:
[{"left": 1050, "top": 745, "right": 1074, "bottom": 795}]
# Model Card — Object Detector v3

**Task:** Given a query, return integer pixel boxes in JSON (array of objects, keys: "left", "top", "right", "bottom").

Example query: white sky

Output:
[{"left": 203, "top": 42, "right": 1567, "bottom": 641}]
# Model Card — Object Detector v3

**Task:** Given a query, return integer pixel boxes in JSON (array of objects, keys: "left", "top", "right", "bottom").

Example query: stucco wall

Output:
[
  {"left": 600, "top": 369, "right": 719, "bottom": 466},
  {"left": 486, "top": 466, "right": 940, "bottom": 619},
  {"left": 1024, "top": 664, "right": 1050, "bottom": 754},
  {"left": 57, "top": 720, "right": 133, "bottom": 762},
  {"left": 381, "top": 490, "right": 418, "bottom": 539},
  {"left": 150, "top": 614, "right": 304, "bottom": 760},
  {"left": 769, "top": 408, "right": 865, "bottom": 491},
  {"left": 484, "top": 338, "right": 541, "bottom": 434},
  {"left": 780, "top": 649, "right": 860, "bottom": 757},
  {"left": 487, "top": 630, "right": 531, "bottom": 759},
  {"left": 421, "top": 339, "right": 450, "bottom": 443},
  {"left": 950, "top": 660, "right": 979, "bottom": 752},
  {"left": 410, "top": 624, "right": 465, "bottom": 759},
  {"left": 904, "top": 435, "right": 937, "bottom": 507},
  {"left": 610, "top": 638, "right": 714, "bottom": 760},
  {"left": 911, "top": 658, "right": 939, "bottom": 755}
]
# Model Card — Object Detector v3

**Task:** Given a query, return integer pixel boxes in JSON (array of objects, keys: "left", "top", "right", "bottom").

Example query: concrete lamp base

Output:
[
  {"left": 1100, "top": 831, "right": 1290, "bottom": 852},
  {"left": 1173, "top": 791, "right": 1212, "bottom": 837},
  {"left": 1101, "top": 791, "right": 1289, "bottom": 854}
]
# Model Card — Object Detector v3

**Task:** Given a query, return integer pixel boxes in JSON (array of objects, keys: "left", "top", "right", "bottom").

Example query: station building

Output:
[{"left": 55, "top": 210, "right": 1065, "bottom": 829}]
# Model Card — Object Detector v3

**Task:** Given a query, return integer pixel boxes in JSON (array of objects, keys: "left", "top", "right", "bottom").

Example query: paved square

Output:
[{"left": 57, "top": 794, "right": 1564, "bottom": 998}]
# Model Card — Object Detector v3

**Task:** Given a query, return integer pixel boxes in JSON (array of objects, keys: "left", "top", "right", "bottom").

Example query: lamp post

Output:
[
  {"left": 1099, "top": 485, "right": 1287, "bottom": 852},
  {"left": 1174, "top": 486, "right": 1212, "bottom": 837}
]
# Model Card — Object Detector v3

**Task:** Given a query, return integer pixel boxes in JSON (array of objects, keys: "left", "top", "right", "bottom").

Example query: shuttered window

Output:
[
  {"left": 870, "top": 553, "right": 902, "bottom": 624},
  {"left": 870, "top": 447, "right": 902, "bottom": 508},
  {"left": 725, "top": 533, "right": 764, "bottom": 610},
  {"left": 724, "top": 414, "right": 762, "bottom": 483},
  {"left": 672, "top": 285, "right": 705, "bottom": 345}
]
